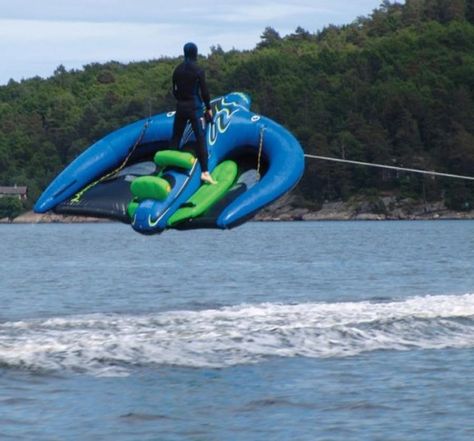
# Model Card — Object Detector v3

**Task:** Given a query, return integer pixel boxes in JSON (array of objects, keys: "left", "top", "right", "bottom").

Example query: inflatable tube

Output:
[{"left": 34, "top": 92, "right": 305, "bottom": 234}]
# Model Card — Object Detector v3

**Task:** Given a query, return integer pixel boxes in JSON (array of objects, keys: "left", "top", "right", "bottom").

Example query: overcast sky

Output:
[{"left": 0, "top": 1, "right": 389, "bottom": 85}]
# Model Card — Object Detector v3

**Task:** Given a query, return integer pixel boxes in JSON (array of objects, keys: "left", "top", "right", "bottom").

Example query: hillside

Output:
[{"left": 1, "top": 0, "right": 473, "bottom": 219}]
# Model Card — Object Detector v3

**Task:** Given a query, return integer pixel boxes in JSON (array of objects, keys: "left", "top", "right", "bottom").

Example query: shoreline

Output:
[
  {"left": 254, "top": 194, "right": 474, "bottom": 221},
  {"left": 2, "top": 199, "right": 473, "bottom": 224}
]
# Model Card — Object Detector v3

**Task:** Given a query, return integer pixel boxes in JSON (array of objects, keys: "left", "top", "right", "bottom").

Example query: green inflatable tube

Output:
[
  {"left": 154, "top": 150, "right": 196, "bottom": 169},
  {"left": 168, "top": 160, "right": 238, "bottom": 227}
]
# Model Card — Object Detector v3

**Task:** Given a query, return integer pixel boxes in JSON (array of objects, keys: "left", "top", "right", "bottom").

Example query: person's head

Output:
[{"left": 183, "top": 42, "right": 198, "bottom": 61}]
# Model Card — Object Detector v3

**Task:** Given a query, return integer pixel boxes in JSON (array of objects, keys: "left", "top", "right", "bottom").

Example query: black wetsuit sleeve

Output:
[
  {"left": 198, "top": 69, "right": 211, "bottom": 110},
  {"left": 172, "top": 69, "right": 179, "bottom": 100}
]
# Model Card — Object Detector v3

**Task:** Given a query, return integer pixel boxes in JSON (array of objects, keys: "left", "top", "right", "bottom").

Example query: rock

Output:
[
  {"left": 353, "top": 213, "right": 385, "bottom": 221},
  {"left": 11, "top": 211, "right": 110, "bottom": 224},
  {"left": 287, "top": 208, "right": 309, "bottom": 220}
]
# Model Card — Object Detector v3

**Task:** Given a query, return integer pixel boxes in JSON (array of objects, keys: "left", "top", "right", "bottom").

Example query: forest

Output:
[{"left": 0, "top": 0, "right": 473, "bottom": 217}]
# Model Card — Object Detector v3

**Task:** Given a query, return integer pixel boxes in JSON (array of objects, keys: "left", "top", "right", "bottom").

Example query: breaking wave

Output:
[{"left": 1, "top": 294, "right": 474, "bottom": 376}]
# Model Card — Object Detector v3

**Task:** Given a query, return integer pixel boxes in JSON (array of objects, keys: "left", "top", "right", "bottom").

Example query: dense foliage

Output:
[
  {"left": 1, "top": 0, "right": 473, "bottom": 212},
  {"left": 0, "top": 197, "right": 23, "bottom": 219}
]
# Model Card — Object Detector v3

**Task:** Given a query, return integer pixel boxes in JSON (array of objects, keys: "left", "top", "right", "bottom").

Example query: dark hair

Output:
[{"left": 183, "top": 42, "right": 198, "bottom": 61}]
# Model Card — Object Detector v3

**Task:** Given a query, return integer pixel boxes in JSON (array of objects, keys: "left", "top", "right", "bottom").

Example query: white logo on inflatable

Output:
[{"left": 208, "top": 97, "right": 243, "bottom": 146}]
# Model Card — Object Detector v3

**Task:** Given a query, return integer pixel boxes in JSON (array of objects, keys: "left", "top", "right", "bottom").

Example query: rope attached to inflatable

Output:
[
  {"left": 304, "top": 154, "right": 474, "bottom": 181},
  {"left": 70, "top": 120, "right": 151, "bottom": 204}
]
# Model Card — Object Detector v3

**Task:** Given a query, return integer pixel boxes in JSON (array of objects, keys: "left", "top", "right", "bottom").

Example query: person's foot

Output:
[{"left": 201, "top": 172, "right": 217, "bottom": 185}]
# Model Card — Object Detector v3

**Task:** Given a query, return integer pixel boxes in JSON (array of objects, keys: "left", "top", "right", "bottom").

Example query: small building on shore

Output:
[{"left": 0, "top": 186, "right": 28, "bottom": 200}]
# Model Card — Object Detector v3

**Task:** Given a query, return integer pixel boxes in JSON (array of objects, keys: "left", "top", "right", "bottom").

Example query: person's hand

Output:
[{"left": 204, "top": 108, "right": 213, "bottom": 123}]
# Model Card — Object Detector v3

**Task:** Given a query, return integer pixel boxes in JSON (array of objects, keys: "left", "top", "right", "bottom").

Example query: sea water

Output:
[{"left": 0, "top": 221, "right": 473, "bottom": 440}]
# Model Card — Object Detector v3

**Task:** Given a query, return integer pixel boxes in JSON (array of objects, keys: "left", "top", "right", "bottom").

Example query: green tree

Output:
[
  {"left": 0, "top": 197, "right": 23, "bottom": 219},
  {"left": 257, "top": 27, "right": 282, "bottom": 49}
]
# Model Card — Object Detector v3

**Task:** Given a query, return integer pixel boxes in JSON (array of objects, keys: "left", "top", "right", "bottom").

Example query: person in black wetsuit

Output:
[{"left": 170, "top": 42, "right": 217, "bottom": 185}]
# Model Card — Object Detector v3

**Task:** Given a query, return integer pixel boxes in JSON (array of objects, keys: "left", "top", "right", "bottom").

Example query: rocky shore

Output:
[
  {"left": 254, "top": 194, "right": 474, "bottom": 221},
  {"left": 0, "top": 211, "right": 109, "bottom": 224},
  {"left": 2, "top": 194, "right": 473, "bottom": 224}
]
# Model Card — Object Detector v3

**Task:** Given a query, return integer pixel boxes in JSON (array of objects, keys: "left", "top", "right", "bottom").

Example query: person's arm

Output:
[
  {"left": 198, "top": 69, "right": 211, "bottom": 111},
  {"left": 172, "top": 70, "right": 179, "bottom": 100}
]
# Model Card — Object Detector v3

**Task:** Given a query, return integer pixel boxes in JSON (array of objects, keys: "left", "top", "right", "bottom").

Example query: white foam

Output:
[{"left": 1, "top": 294, "right": 474, "bottom": 376}]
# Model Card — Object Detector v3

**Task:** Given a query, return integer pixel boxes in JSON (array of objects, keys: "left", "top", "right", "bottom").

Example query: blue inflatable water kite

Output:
[{"left": 34, "top": 92, "right": 305, "bottom": 234}]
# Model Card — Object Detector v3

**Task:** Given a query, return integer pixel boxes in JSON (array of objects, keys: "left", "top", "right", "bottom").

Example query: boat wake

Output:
[{"left": 1, "top": 294, "right": 474, "bottom": 376}]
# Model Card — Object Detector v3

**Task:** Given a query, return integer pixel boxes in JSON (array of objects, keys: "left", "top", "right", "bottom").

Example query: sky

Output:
[{"left": 0, "top": 0, "right": 388, "bottom": 85}]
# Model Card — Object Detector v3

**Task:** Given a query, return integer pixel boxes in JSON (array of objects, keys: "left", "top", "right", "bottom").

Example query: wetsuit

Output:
[{"left": 170, "top": 59, "right": 211, "bottom": 172}]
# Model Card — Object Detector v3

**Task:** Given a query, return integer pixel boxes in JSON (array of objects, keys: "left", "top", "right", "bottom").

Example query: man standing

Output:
[{"left": 170, "top": 42, "right": 216, "bottom": 184}]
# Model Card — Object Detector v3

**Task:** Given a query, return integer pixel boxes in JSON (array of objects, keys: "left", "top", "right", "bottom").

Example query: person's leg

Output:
[
  {"left": 189, "top": 116, "right": 208, "bottom": 171},
  {"left": 189, "top": 116, "right": 217, "bottom": 184}
]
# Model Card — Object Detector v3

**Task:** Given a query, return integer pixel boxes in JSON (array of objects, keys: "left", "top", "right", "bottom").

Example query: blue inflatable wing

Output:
[{"left": 34, "top": 92, "right": 305, "bottom": 234}]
